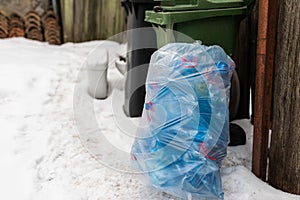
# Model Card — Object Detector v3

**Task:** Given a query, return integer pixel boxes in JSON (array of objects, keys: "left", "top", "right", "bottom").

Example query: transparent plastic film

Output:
[{"left": 131, "top": 42, "right": 234, "bottom": 200}]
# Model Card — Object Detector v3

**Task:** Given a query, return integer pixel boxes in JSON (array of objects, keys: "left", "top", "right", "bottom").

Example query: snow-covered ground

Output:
[{"left": 0, "top": 38, "right": 299, "bottom": 200}]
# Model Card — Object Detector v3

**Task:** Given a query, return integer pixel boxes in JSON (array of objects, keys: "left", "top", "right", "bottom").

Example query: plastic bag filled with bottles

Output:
[{"left": 131, "top": 42, "right": 235, "bottom": 200}]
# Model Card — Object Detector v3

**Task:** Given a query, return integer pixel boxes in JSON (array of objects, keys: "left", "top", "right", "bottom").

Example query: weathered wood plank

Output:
[
  {"left": 73, "top": 0, "right": 84, "bottom": 42},
  {"left": 268, "top": 0, "right": 300, "bottom": 194},
  {"left": 61, "top": 0, "right": 74, "bottom": 42},
  {"left": 60, "top": 0, "right": 126, "bottom": 43}
]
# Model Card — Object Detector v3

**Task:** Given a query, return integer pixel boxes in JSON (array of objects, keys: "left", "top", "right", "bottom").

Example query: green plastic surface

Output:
[
  {"left": 155, "top": 0, "right": 254, "bottom": 11},
  {"left": 145, "top": 7, "right": 247, "bottom": 55}
]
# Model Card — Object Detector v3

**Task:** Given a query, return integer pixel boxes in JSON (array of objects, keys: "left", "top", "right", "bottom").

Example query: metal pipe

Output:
[
  {"left": 52, "top": 0, "right": 58, "bottom": 14},
  {"left": 52, "top": 0, "right": 64, "bottom": 43},
  {"left": 252, "top": 0, "right": 277, "bottom": 181},
  {"left": 252, "top": 0, "right": 269, "bottom": 180}
]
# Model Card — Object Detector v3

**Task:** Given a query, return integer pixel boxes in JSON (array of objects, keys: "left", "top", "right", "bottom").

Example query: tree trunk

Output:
[{"left": 268, "top": 0, "right": 300, "bottom": 195}]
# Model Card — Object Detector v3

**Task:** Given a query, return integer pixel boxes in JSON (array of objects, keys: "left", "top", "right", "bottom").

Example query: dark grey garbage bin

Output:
[{"left": 122, "top": 0, "right": 157, "bottom": 117}]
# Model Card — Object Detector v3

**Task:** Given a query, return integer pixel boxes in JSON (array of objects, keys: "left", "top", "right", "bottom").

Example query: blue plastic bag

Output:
[{"left": 131, "top": 42, "right": 235, "bottom": 199}]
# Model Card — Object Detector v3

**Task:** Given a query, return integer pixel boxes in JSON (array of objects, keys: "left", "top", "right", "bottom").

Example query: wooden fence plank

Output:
[
  {"left": 61, "top": 0, "right": 74, "bottom": 42},
  {"left": 60, "top": 0, "right": 126, "bottom": 43}
]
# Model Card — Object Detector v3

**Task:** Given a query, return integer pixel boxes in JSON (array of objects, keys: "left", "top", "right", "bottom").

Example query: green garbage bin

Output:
[
  {"left": 145, "top": 0, "right": 254, "bottom": 55},
  {"left": 157, "top": 0, "right": 253, "bottom": 11},
  {"left": 145, "top": 0, "right": 255, "bottom": 120}
]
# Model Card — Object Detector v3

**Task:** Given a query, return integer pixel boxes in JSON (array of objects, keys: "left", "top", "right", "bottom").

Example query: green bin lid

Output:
[
  {"left": 155, "top": 0, "right": 255, "bottom": 11},
  {"left": 145, "top": 6, "right": 247, "bottom": 26}
]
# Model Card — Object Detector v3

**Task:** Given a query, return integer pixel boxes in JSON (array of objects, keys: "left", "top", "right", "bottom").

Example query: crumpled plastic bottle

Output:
[{"left": 131, "top": 42, "right": 235, "bottom": 200}]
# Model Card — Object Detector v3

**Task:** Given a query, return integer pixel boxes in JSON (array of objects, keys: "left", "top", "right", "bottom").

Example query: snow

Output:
[{"left": 0, "top": 38, "right": 299, "bottom": 200}]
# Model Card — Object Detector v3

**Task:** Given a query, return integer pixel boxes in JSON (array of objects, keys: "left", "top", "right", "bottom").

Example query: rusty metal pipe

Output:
[
  {"left": 252, "top": 0, "right": 277, "bottom": 181},
  {"left": 252, "top": 0, "right": 269, "bottom": 179}
]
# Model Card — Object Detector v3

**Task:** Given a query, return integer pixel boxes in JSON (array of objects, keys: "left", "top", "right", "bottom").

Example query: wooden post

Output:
[{"left": 268, "top": 0, "right": 300, "bottom": 194}]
